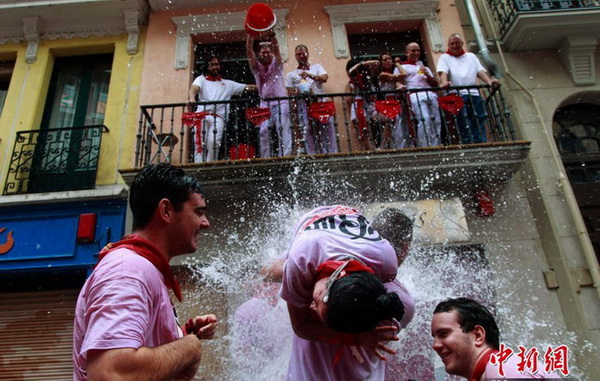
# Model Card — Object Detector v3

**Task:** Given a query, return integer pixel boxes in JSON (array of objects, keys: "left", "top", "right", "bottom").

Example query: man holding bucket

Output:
[{"left": 245, "top": 4, "right": 292, "bottom": 158}]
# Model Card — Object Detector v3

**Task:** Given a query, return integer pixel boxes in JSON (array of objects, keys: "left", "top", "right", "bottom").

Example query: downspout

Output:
[
  {"left": 477, "top": 0, "right": 600, "bottom": 299},
  {"left": 463, "top": 0, "right": 502, "bottom": 78}
]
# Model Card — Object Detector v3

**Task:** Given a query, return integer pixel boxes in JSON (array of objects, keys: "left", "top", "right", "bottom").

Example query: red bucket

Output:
[{"left": 245, "top": 3, "right": 277, "bottom": 36}]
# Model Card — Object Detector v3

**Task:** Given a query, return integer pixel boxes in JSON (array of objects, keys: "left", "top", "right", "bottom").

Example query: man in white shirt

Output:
[
  {"left": 437, "top": 34, "right": 499, "bottom": 144},
  {"left": 401, "top": 42, "right": 441, "bottom": 147},
  {"left": 286, "top": 45, "right": 338, "bottom": 154},
  {"left": 187, "top": 56, "right": 256, "bottom": 162}
]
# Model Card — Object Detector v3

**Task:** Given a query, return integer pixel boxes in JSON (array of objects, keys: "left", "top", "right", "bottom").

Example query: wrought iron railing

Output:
[
  {"left": 3, "top": 125, "right": 108, "bottom": 195},
  {"left": 136, "top": 85, "right": 515, "bottom": 167},
  {"left": 488, "top": 0, "right": 600, "bottom": 35}
]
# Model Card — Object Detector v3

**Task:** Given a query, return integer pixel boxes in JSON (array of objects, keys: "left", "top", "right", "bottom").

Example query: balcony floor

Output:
[{"left": 121, "top": 141, "right": 531, "bottom": 206}]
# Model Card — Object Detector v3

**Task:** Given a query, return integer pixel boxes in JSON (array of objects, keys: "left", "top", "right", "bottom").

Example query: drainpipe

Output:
[
  {"left": 477, "top": 0, "right": 600, "bottom": 301},
  {"left": 463, "top": 0, "right": 502, "bottom": 78}
]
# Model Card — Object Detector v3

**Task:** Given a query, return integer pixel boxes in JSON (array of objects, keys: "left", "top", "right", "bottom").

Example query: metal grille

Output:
[
  {"left": 3, "top": 125, "right": 108, "bottom": 195},
  {"left": 487, "top": 0, "right": 600, "bottom": 36}
]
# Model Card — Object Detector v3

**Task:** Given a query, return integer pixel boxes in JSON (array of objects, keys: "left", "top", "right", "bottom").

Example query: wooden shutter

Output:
[{"left": 0, "top": 290, "right": 78, "bottom": 380}]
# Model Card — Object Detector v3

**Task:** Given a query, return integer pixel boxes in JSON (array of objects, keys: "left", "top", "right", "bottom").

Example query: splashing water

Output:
[{"left": 179, "top": 173, "right": 585, "bottom": 379}]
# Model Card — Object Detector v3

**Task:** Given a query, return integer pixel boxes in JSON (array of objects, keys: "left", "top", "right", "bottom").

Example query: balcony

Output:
[
  {"left": 124, "top": 86, "right": 531, "bottom": 203},
  {"left": 3, "top": 125, "right": 108, "bottom": 195},
  {"left": 488, "top": 0, "right": 600, "bottom": 51}
]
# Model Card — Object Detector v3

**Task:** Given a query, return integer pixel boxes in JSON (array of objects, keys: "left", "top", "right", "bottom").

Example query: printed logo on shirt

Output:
[{"left": 304, "top": 213, "right": 383, "bottom": 242}]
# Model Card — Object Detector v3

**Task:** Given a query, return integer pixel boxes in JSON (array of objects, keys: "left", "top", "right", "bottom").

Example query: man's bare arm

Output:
[
  {"left": 260, "top": 257, "right": 286, "bottom": 282},
  {"left": 246, "top": 35, "right": 258, "bottom": 71},
  {"left": 87, "top": 335, "right": 202, "bottom": 381}
]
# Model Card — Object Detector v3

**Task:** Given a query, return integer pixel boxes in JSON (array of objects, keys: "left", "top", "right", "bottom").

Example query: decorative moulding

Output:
[
  {"left": 172, "top": 9, "right": 289, "bottom": 70},
  {"left": 124, "top": 9, "right": 141, "bottom": 55},
  {"left": 559, "top": 35, "right": 598, "bottom": 87},
  {"left": 23, "top": 16, "right": 40, "bottom": 64},
  {"left": 324, "top": 1, "right": 443, "bottom": 58},
  {"left": 0, "top": 0, "right": 149, "bottom": 59}
]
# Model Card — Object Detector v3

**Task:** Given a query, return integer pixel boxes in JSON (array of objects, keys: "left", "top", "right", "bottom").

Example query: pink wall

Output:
[{"left": 139, "top": 0, "right": 464, "bottom": 106}]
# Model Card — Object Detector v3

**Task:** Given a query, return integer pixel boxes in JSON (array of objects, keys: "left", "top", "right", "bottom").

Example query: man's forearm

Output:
[{"left": 87, "top": 335, "right": 202, "bottom": 381}]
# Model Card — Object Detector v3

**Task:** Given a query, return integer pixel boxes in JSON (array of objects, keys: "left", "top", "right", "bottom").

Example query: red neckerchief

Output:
[
  {"left": 297, "top": 63, "right": 310, "bottom": 70},
  {"left": 205, "top": 74, "right": 222, "bottom": 81},
  {"left": 446, "top": 49, "right": 466, "bottom": 57},
  {"left": 97, "top": 234, "right": 183, "bottom": 302},
  {"left": 402, "top": 59, "right": 418, "bottom": 65},
  {"left": 316, "top": 259, "right": 375, "bottom": 280},
  {"left": 381, "top": 68, "right": 392, "bottom": 74},
  {"left": 470, "top": 348, "right": 498, "bottom": 381}
]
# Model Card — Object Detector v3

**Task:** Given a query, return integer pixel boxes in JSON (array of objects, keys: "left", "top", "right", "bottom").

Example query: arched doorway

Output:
[{"left": 553, "top": 95, "right": 600, "bottom": 261}]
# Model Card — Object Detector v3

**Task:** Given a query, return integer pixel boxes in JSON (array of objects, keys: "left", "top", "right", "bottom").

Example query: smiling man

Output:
[
  {"left": 246, "top": 33, "right": 292, "bottom": 158},
  {"left": 187, "top": 56, "right": 256, "bottom": 163},
  {"left": 73, "top": 163, "right": 217, "bottom": 381},
  {"left": 431, "top": 297, "right": 551, "bottom": 380}
]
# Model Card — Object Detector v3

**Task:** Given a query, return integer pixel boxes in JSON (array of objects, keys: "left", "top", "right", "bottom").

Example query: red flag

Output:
[
  {"left": 438, "top": 94, "right": 465, "bottom": 115},
  {"left": 245, "top": 107, "right": 272, "bottom": 126}
]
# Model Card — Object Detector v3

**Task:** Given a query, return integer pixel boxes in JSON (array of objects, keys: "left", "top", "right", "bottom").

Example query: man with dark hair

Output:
[
  {"left": 246, "top": 33, "right": 292, "bottom": 158},
  {"left": 432, "top": 297, "right": 549, "bottom": 380},
  {"left": 370, "top": 207, "right": 413, "bottom": 267},
  {"left": 187, "top": 56, "right": 256, "bottom": 162},
  {"left": 73, "top": 163, "right": 217, "bottom": 381}
]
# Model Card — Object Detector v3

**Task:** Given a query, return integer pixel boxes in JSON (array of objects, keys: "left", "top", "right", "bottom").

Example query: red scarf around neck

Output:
[
  {"left": 297, "top": 63, "right": 310, "bottom": 70},
  {"left": 97, "top": 234, "right": 183, "bottom": 302},
  {"left": 205, "top": 74, "right": 222, "bottom": 81},
  {"left": 402, "top": 59, "right": 418, "bottom": 65},
  {"left": 470, "top": 348, "right": 498, "bottom": 381},
  {"left": 316, "top": 259, "right": 374, "bottom": 280},
  {"left": 446, "top": 49, "right": 466, "bottom": 57}
]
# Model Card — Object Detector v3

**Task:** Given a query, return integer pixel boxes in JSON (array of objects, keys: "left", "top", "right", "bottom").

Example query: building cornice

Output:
[
  {"left": 324, "top": 1, "right": 443, "bottom": 58},
  {"left": 0, "top": 0, "right": 148, "bottom": 61}
]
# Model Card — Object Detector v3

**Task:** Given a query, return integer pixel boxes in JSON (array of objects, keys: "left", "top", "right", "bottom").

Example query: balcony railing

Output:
[
  {"left": 488, "top": 0, "right": 600, "bottom": 35},
  {"left": 136, "top": 85, "right": 514, "bottom": 168},
  {"left": 3, "top": 125, "right": 108, "bottom": 195}
]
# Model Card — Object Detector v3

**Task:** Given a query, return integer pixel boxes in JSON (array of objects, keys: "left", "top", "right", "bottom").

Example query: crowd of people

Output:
[
  {"left": 73, "top": 162, "right": 560, "bottom": 380},
  {"left": 187, "top": 33, "right": 500, "bottom": 162}
]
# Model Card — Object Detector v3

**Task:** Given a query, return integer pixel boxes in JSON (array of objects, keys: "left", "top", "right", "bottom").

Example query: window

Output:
[
  {"left": 41, "top": 54, "right": 112, "bottom": 129},
  {"left": 348, "top": 30, "right": 425, "bottom": 63},
  {"left": 27, "top": 53, "right": 113, "bottom": 193},
  {"left": 0, "top": 61, "right": 14, "bottom": 116},
  {"left": 193, "top": 41, "right": 254, "bottom": 85}
]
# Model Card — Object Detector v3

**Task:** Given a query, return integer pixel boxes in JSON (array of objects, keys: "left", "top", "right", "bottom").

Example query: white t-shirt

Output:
[
  {"left": 191, "top": 75, "right": 246, "bottom": 116},
  {"left": 286, "top": 63, "right": 327, "bottom": 95},
  {"left": 437, "top": 52, "right": 486, "bottom": 95},
  {"left": 400, "top": 62, "right": 435, "bottom": 89}
]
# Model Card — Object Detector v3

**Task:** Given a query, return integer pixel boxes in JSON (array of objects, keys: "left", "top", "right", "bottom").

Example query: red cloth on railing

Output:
[
  {"left": 308, "top": 101, "right": 336, "bottom": 123},
  {"left": 229, "top": 144, "right": 256, "bottom": 160},
  {"left": 354, "top": 99, "right": 368, "bottom": 140},
  {"left": 375, "top": 99, "right": 401, "bottom": 119},
  {"left": 245, "top": 107, "right": 271, "bottom": 126},
  {"left": 182, "top": 111, "right": 217, "bottom": 155},
  {"left": 438, "top": 94, "right": 465, "bottom": 115}
]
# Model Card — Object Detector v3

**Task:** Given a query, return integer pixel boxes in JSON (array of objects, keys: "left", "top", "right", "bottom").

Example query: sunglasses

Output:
[{"left": 322, "top": 260, "right": 351, "bottom": 303}]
